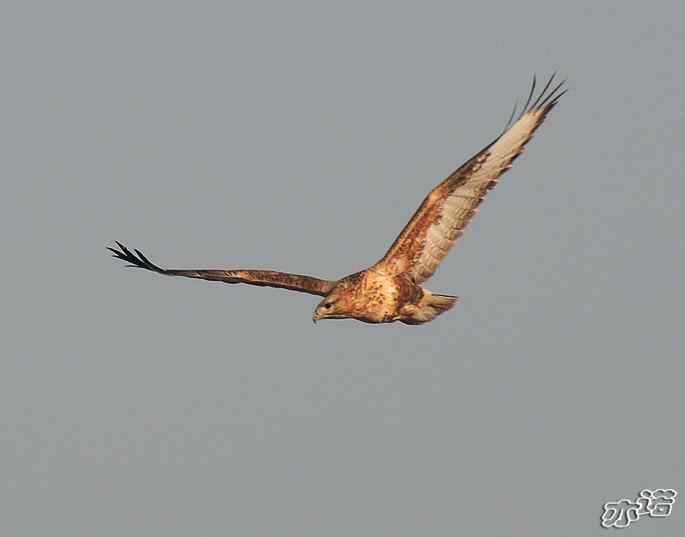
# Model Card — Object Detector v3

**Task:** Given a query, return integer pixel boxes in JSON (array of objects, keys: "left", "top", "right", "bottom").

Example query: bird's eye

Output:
[{"left": 324, "top": 303, "right": 332, "bottom": 309}]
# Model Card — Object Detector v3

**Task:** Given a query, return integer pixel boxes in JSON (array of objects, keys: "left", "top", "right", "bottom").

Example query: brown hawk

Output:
[{"left": 110, "top": 74, "right": 565, "bottom": 325}]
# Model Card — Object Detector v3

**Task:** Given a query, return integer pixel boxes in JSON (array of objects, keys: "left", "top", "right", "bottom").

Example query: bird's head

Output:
[
  {"left": 312, "top": 273, "right": 364, "bottom": 323},
  {"left": 312, "top": 292, "right": 345, "bottom": 323}
]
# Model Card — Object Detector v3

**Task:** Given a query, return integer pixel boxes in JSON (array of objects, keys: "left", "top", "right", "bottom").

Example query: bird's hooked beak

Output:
[{"left": 312, "top": 310, "right": 322, "bottom": 324}]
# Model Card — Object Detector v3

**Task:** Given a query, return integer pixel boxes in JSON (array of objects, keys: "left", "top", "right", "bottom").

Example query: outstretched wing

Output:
[
  {"left": 378, "top": 74, "right": 566, "bottom": 284},
  {"left": 108, "top": 242, "right": 336, "bottom": 297}
]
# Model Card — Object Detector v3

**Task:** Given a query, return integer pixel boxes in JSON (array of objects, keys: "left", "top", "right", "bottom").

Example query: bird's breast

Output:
[{"left": 341, "top": 270, "right": 419, "bottom": 323}]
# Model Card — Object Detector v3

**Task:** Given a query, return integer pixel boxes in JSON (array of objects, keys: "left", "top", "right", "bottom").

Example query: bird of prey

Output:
[{"left": 110, "top": 74, "right": 565, "bottom": 325}]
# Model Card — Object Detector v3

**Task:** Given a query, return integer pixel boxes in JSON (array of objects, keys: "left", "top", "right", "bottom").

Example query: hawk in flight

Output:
[{"left": 110, "top": 74, "right": 565, "bottom": 325}]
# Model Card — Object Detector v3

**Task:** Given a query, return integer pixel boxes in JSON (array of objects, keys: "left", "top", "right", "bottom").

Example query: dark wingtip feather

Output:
[
  {"left": 519, "top": 74, "right": 537, "bottom": 120},
  {"left": 502, "top": 73, "right": 567, "bottom": 133},
  {"left": 108, "top": 242, "right": 167, "bottom": 274},
  {"left": 502, "top": 99, "right": 519, "bottom": 133},
  {"left": 530, "top": 72, "right": 556, "bottom": 111},
  {"left": 536, "top": 77, "right": 567, "bottom": 110},
  {"left": 549, "top": 88, "right": 568, "bottom": 108}
]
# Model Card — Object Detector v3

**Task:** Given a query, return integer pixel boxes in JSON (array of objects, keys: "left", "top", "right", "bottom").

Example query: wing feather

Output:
[
  {"left": 109, "top": 242, "right": 336, "bottom": 297},
  {"left": 378, "top": 74, "right": 566, "bottom": 283}
]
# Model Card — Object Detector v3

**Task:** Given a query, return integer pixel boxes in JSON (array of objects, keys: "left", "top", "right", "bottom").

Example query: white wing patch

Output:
[{"left": 408, "top": 77, "right": 565, "bottom": 283}]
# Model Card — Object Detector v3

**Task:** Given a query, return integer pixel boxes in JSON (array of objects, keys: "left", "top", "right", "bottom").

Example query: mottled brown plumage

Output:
[{"left": 109, "top": 75, "right": 565, "bottom": 325}]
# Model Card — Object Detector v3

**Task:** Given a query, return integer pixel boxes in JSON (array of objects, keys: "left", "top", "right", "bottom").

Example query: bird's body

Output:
[
  {"left": 310, "top": 268, "right": 456, "bottom": 324},
  {"left": 110, "top": 74, "right": 565, "bottom": 325}
]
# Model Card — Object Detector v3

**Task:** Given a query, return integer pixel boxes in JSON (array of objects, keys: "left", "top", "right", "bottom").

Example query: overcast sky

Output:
[{"left": 2, "top": 1, "right": 684, "bottom": 536}]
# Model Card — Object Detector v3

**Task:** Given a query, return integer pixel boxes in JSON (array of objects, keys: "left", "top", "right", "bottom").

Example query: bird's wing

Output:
[
  {"left": 377, "top": 74, "right": 566, "bottom": 284},
  {"left": 109, "top": 242, "right": 336, "bottom": 297}
]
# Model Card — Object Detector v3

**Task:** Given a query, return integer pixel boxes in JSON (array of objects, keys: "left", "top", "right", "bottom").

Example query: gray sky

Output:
[{"left": 2, "top": 1, "right": 684, "bottom": 536}]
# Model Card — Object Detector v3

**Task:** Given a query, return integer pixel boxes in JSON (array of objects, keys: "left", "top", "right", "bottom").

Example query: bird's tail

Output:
[
  {"left": 400, "top": 292, "right": 459, "bottom": 324},
  {"left": 429, "top": 293, "right": 459, "bottom": 313}
]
